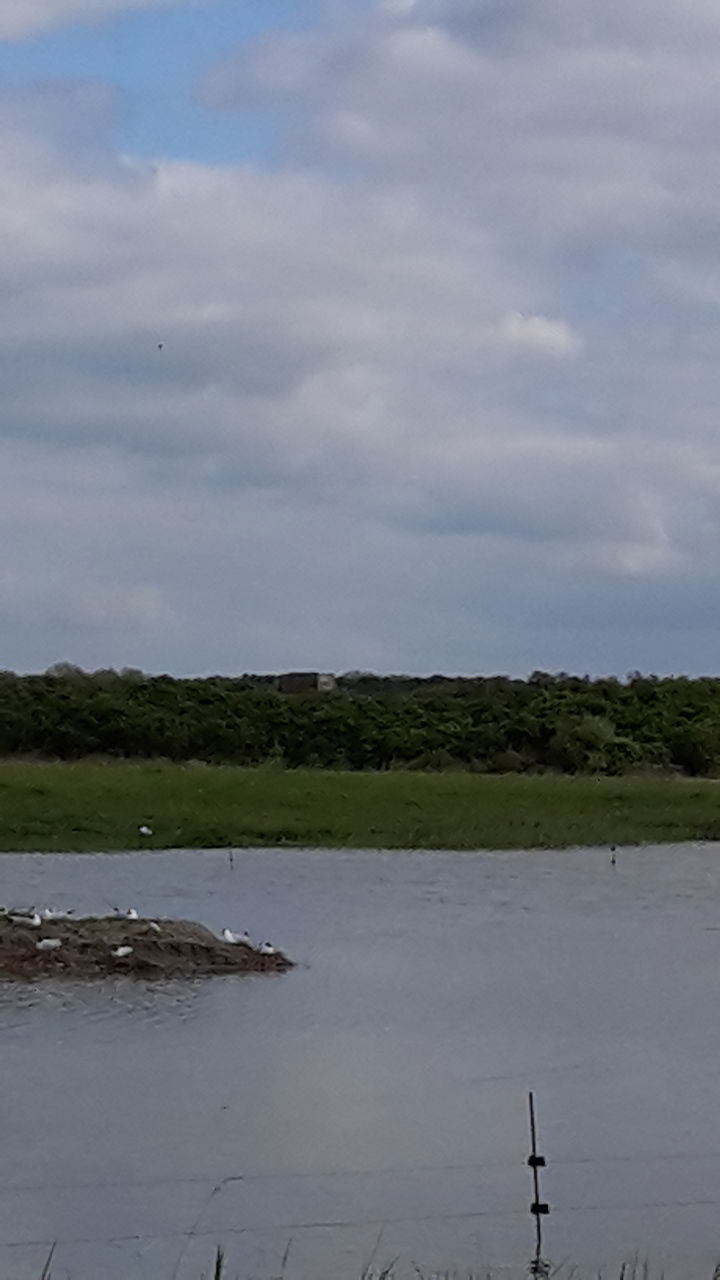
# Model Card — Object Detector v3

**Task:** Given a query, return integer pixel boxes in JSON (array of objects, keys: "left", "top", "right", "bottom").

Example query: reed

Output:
[{"left": 33, "top": 1254, "right": 714, "bottom": 1279}]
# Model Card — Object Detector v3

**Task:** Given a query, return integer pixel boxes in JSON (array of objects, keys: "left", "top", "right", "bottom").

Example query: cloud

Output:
[
  {"left": 204, "top": 2, "right": 720, "bottom": 262},
  {"left": 5, "top": 2, "right": 720, "bottom": 673},
  {"left": 495, "top": 313, "right": 583, "bottom": 357},
  {"left": 0, "top": 0, "right": 204, "bottom": 39}
]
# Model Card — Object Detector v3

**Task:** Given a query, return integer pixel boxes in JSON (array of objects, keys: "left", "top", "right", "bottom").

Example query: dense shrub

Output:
[{"left": 0, "top": 667, "right": 717, "bottom": 774}]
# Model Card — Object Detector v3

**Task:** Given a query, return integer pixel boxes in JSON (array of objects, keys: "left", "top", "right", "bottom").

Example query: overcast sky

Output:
[{"left": 2, "top": 0, "right": 720, "bottom": 676}]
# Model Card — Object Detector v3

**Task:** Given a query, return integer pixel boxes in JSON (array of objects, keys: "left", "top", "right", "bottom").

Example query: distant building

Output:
[{"left": 277, "top": 672, "right": 337, "bottom": 694}]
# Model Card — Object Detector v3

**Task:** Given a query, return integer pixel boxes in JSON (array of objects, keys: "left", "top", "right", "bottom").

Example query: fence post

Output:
[{"left": 527, "top": 1091, "right": 550, "bottom": 1277}]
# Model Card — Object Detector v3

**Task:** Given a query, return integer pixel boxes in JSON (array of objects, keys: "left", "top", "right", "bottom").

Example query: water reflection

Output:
[{"left": 0, "top": 976, "right": 209, "bottom": 1031}]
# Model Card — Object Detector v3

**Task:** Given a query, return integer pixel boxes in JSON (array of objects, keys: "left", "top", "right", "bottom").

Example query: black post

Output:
[{"left": 527, "top": 1091, "right": 549, "bottom": 1276}]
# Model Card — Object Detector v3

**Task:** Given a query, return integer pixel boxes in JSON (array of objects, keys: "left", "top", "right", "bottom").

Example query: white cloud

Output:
[{"left": 496, "top": 313, "right": 583, "bottom": 357}]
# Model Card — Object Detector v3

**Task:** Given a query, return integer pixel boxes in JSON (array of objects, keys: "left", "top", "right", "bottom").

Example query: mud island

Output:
[{"left": 0, "top": 910, "right": 293, "bottom": 979}]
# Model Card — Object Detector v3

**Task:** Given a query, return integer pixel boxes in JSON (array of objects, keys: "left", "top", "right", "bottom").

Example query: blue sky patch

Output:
[{"left": 0, "top": 0, "right": 318, "bottom": 163}]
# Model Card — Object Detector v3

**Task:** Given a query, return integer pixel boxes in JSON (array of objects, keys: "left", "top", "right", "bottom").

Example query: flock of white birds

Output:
[
  {"left": 221, "top": 927, "right": 277, "bottom": 955},
  {"left": 0, "top": 905, "right": 140, "bottom": 958},
  {"left": 0, "top": 905, "right": 277, "bottom": 959}
]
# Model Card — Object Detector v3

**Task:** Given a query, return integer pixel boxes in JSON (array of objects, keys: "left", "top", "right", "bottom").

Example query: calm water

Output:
[{"left": 0, "top": 845, "right": 719, "bottom": 1278}]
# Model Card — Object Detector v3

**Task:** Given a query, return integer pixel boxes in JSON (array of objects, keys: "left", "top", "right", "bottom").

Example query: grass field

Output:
[{"left": 0, "top": 761, "right": 719, "bottom": 851}]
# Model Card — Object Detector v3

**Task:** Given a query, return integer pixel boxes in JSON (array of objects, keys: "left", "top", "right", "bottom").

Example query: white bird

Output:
[
  {"left": 11, "top": 912, "right": 41, "bottom": 927},
  {"left": 222, "top": 928, "right": 252, "bottom": 947},
  {"left": 36, "top": 938, "right": 62, "bottom": 952},
  {"left": 258, "top": 941, "right": 277, "bottom": 956},
  {"left": 148, "top": 921, "right": 162, "bottom": 934},
  {"left": 126, "top": 908, "right": 139, "bottom": 920},
  {"left": 138, "top": 825, "right": 153, "bottom": 837},
  {"left": 112, "top": 946, "right": 133, "bottom": 959},
  {"left": 41, "top": 908, "right": 74, "bottom": 920}
]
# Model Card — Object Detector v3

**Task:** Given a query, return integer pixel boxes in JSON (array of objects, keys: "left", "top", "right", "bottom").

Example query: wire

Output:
[
  {"left": 3, "top": 1146, "right": 720, "bottom": 1198},
  {"left": 2, "top": 1195, "right": 720, "bottom": 1253}
]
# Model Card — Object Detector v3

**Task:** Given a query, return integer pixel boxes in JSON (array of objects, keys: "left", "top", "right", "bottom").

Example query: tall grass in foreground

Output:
[
  {"left": 35, "top": 1247, "right": 720, "bottom": 1279},
  {"left": 191, "top": 1260, "right": 706, "bottom": 1280}
]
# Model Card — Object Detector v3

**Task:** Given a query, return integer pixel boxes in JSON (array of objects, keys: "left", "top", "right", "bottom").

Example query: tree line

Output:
[{"left": 0, "top": 666, "right": 719, "bottom": 774}]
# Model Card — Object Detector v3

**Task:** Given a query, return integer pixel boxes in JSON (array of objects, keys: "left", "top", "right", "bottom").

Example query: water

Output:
[{"left": 0, "top": 845, "right": 718, "bottom": 1278}]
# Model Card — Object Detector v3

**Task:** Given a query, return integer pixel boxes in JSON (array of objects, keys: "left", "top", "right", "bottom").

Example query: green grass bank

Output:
[{"left": 2, "top": 762, "right": 720, "bottom": 851}]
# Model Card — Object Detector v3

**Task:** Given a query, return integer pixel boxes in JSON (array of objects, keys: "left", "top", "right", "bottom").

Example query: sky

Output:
[{"left": 3, "top": 0, "right": 720, "bottom": 677}]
